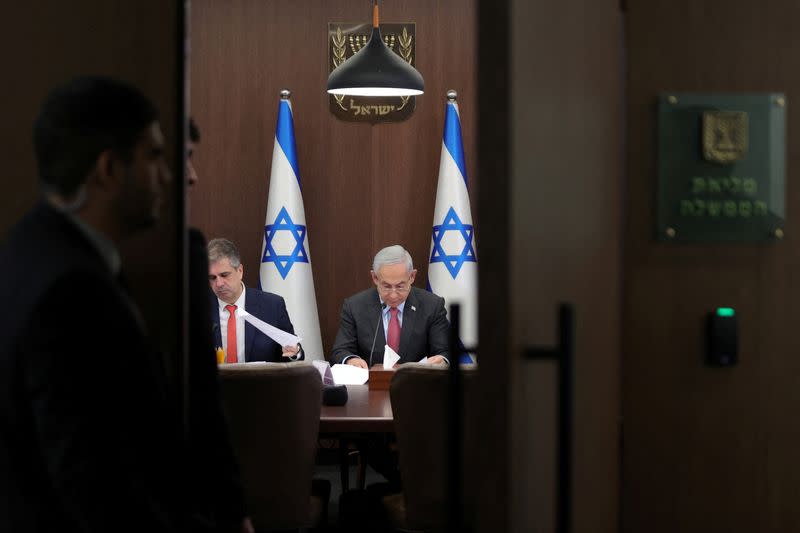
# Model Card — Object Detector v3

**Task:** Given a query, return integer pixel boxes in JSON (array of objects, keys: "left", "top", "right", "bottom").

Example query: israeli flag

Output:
[
  {"left": 428, "top": 91, "right": 477, "bottom": 357},
  {"left": 259, "top": 91, "right": 324, "bottom": 361}
]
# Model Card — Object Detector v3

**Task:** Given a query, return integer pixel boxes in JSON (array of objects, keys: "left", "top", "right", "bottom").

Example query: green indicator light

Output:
[{"left": 716, "top": 308, "right": 735, "bottom": 317}]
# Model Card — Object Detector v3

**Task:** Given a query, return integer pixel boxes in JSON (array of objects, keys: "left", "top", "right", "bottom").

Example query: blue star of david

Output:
[
  {"left": 262, "top": 206, "right": 309, "bottom": 279},
  {"left": 430, "top": 207, "right": 476, "bottom": 279}
]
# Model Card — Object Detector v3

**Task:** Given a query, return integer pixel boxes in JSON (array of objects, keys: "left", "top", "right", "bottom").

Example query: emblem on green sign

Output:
[{"left": 702, "top": 111, "right": 748, "bottom": 164}]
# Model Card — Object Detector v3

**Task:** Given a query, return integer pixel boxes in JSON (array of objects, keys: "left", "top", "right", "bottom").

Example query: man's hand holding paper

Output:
[
  {"left": 239, "top": 309, "right": 302, "bottom": 357},
  {"left": 281, "top": 344, "right": 301, "bottom": 358}
]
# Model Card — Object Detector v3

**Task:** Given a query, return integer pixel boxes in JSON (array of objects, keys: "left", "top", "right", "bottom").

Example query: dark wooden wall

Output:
[
  {"left": 505, "top": 0, "right": 623, "bottom": 530},
  {"left": 188, "top": 0, "right": 477, "bottom": 357},
  {"left": 623, "top": 0, "right": 800, "bottom": 531},
  {"left": 0, "top": 1, "right": 182, "bottom": 355}
]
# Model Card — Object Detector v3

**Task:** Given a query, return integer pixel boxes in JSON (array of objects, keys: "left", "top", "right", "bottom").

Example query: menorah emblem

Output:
[
  {"left": 348, "top": 33, "right": 397, "bottom": 55},
  {"left": 328, "top": 22, "right": 418, "bottom": 123}
]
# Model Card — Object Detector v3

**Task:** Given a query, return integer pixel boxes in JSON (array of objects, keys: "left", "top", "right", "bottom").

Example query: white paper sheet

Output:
[
  {"left": 383, "top": 345, "right": 400, "bottom": 369},
  {"left": 239, "top": 309, "right": 302, "bottom": 347},
  {"left": 331, "top": 363, "right": 369, "bottom": 385}
]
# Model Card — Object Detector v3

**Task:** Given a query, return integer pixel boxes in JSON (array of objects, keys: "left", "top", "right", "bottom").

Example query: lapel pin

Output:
[{"left": 411, "top": 305, "right": 416, "bottom": 312}]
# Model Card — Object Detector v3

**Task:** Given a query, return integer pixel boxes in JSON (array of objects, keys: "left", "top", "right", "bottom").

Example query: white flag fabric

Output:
[
  {"left": 259, "top": 95, "right": 324, "bottom": 361},
  {"left": 428, "top": 95, "right": 478, "bottom": 356}
]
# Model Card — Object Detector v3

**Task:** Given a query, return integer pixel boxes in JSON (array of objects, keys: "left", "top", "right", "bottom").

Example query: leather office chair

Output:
[
  {"left": 386, "top": 364, "right": 478, "bottom": 532},
  {"left": 218, "top": 362, "right": 327, "bottom": 532}
]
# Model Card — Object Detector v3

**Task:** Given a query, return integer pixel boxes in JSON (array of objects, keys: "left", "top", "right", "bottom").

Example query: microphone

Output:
[
  {"left": 368, "top": 303, "right": 387, "bottom": 367},
  {"left": 322, "top": 384, "right": 349, "bottom": 406}
]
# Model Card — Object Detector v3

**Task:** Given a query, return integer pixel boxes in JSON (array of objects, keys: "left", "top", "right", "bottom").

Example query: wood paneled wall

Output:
[
  {"left": 624, "top": 1, "right": 800, "bottom": 530},
  {"left": 188, "top": 0, "right": 477, "bottom": 357},
  {"left": 508, "top": 1, "right": 622, "bottom": 530},
  {"left": 0, "top": 2, "right": 182, "bottom": 355}
]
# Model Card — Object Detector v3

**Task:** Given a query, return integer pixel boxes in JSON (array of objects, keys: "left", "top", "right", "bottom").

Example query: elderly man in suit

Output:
[
  {"left": 0, "top": 77, "right": 184, "bottom": 532},
  {"left": 331, "top": 244, "right": 450, "bottom": 368},
  {"left": 208, "top": 238, "right": 302, "bottom": 363}
]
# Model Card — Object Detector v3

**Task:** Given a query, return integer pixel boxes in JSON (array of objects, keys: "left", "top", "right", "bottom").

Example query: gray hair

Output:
[
  {"left": 208, "top": 238, "right": 241, "bottom": 268},
  {"left": 372, "top": 245, "right": 413, "bottom": 274}
]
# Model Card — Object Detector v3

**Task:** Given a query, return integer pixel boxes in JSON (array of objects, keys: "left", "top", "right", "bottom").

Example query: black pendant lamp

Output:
[{"left": 327, "top": 0, "right": 424, "bottom": 97}]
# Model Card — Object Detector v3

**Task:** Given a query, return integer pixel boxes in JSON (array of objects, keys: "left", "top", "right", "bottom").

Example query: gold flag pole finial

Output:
[
  {"left": 446, "top": 90, "right": 458, "bottom": 102},
  {"left": 280, "top": 89, "right": 291, "bottom": 100}
]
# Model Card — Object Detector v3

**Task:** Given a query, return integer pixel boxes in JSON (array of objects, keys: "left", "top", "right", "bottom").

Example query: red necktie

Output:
[
  {"left": 387, "top": 307, "right": 401, "bottom": 353},
  {"left": 226, "top": 304, "right": 238, "bottom": 364}
]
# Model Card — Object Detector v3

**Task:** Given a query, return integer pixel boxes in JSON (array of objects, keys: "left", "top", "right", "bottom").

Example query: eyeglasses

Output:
[{"left": 377, "top": 281, "right": 411, "bottom": 294}]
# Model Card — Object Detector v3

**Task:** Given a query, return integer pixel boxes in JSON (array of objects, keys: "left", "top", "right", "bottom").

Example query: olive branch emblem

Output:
[
  {"left": 398, "top": 27, "right": 413, "bottom": 64},
  {"left": 397, "top": 27, "right": 413, "bottom": 110},
  {"left": 331, "top": 27, "right": 348, "bottom": 110},
  {"left": 332, "top": 27, "right": 346, "bottom": 67}
]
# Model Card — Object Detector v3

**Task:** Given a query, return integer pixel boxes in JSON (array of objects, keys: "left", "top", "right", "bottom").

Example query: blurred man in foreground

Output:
[
  {"left": 0, "top": 76, "right": 181, "bottom": 532},
  {"left": 185, "top": 119, "right": 253, "bottom": 532}
]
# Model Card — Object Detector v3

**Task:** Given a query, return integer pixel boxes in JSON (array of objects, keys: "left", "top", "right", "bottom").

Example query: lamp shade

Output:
[{"left": 327, "top": 26, "right": 424, "bottom": 96}]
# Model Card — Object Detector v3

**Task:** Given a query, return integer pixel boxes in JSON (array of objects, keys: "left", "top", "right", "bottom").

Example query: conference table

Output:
[
  {"left": 319, "top": 384, "right": 393, "bottom": 432},
  {"left": 319, "top": 384, "right": 394, "bottom": 490}
]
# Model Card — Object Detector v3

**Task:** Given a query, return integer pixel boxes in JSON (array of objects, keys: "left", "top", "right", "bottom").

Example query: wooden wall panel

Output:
[
  {"left": 509, "top": 1, "right": 623, "bottom": 530},
  {"left": 0, "top": 1, "right": 181, "bottom": 355},
  {"left": 624, "top": 0, "right": 800, "bottom": 531},
  {"left": 189, "top": 0, "right": 477, "bottom": 357}
]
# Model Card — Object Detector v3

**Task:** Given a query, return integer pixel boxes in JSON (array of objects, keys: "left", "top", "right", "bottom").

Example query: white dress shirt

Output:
[{"left": 217, "top": 283, "right": 246, "bottom": 363}]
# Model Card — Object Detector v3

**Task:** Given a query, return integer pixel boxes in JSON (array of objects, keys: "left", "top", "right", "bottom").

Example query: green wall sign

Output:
[{"left": 657, "top": 93, "right": 786, "bottom": 242}]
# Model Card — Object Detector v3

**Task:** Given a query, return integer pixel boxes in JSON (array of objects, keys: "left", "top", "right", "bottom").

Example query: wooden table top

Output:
[{"left": 319, "top": 385, "right": 393, "bottom": 433}]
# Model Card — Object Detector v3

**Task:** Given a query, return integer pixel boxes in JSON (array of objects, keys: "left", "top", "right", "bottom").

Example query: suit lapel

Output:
[
  {"left": 398, "top": 289, "right": 417, "bottom": 359},
  {"left": 244, "top": 288, "right": 257, "bottom": 362}
]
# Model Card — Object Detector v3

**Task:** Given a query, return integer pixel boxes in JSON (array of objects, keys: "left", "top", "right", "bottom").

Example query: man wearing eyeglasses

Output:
[{"left": 331, "top": 244, "right": 450, "bottom": 367}]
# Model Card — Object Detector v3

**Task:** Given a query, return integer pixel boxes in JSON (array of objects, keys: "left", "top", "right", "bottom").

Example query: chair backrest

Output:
[
  {"left": 218, "top": 362, "right": 322, "bottom": 530},
  {"left": 390, "top": 364, "right": 478, "bottom": 531}
]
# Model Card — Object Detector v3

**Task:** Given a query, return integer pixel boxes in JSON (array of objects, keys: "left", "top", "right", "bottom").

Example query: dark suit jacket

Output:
[
  {"left": 330, "top": 287, "right": 450, "bottom": 366},
  {"left": 211, "top": 287, "right": 301, "bottom": 363},
  {"left": 0, "top": 203, "right": 181, "bottom": 533}
]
